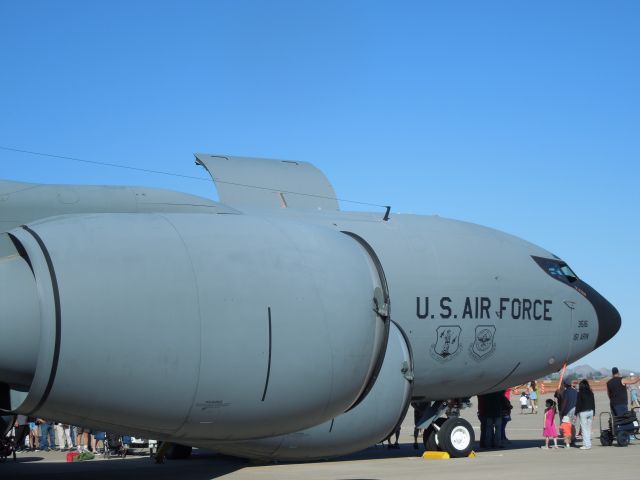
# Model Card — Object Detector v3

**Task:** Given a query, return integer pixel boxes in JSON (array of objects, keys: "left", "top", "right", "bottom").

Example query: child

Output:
[
  {"left": 541, "top": 399, "right": 559, "bottom": 449},
  {"left": 560, "top": 416, "right": 572, "bottom": 449},
  {"left": 520, "top": 392, "right": 528, "bottom": 414}
]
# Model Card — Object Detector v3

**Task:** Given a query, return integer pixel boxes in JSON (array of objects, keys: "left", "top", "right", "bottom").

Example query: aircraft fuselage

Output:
[{"left": 0, "top": 159, "right": 620, "bottom": 459}]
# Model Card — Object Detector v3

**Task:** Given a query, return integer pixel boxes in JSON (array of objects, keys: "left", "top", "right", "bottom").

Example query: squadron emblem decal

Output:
[
  {"left": 469, "top": 325, "right": 496, "bottom": 361},
  {"left": 430, "top": 325, "right": 462, "bottom": 362}
]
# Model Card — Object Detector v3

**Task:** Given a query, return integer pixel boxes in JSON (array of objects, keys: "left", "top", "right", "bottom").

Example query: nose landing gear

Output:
[
  {"left": 419, "top": 399, "right": 475, "bottom": 458},
  {"left": 437, "top": 417, "right": 474, "bottom": 457}
]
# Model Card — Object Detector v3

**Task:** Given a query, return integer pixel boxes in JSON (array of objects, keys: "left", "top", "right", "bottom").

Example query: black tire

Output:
[
  {"left": 437, "top": 417, "right": 475, "bottom": 458},
  {"left": 616, "top": 430, "right": 630, "bottom": 447},
  {"left": 165, "top": 444, "right": 193, "bottom": 460},
  {"left": 600, "top": 431, "right": 613, "bottom": 446},
  {"left": 425, "top": 429, "right": 438, "bottom": 452},
  {"left": 423, "top": 418, "right": 447, "bottom": 451}
]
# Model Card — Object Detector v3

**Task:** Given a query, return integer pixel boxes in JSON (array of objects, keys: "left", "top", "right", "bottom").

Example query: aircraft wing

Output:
[{"left": 194, "top": 154, "right": 339, "bottom": 211}]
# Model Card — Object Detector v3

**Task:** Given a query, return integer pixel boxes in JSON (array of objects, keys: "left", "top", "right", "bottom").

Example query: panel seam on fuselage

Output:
[{"left": 261, "top": 307, "right": 273, "bottom": 402}]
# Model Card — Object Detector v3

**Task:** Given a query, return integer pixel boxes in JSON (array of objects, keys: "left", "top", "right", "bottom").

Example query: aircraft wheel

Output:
[
  {"left": 424, "top": 429, "right": 438, "bottom": 452},
  {"left": 423, "top": 418, "right": 447, "bottom": 451},
  {"left": 616, "top": 430, "right": 630, "bottom": 447},
  {"left": 600, "top": 431, "right": 613, "bottom": 446},
  {"left": 166, "top": 444, "right": 193, "bottom": 460},
  {"left": 437, "top": 418, "right": 475, "bottom": 458}
]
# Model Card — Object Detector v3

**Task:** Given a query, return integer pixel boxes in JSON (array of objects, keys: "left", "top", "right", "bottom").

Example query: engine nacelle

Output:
[
  {"left": 0, "top": 213, "right": 388, "bottom": 440},
  {"left": 204, "top": 322, "right": 413, "bottom": 460}
]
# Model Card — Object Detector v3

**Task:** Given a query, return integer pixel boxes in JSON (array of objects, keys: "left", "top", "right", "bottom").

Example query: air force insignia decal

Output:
[
  {"left": 430, "top": 325, "right": 462, "bottom": 362},
  {"left": 470, "top": 325, "right": 496, "bottom": 361}
]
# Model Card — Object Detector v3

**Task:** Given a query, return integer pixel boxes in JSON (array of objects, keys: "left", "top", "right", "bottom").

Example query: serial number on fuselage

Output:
[{"left": 416, "top": 296, "right": 552, "bottom": 321}]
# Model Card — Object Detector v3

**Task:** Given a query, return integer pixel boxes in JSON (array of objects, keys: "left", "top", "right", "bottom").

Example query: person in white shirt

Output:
[{"left": 519, "top": 392, "right": 528, "bottom": 414}]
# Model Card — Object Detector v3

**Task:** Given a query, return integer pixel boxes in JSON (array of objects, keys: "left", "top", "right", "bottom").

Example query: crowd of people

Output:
[
  {"left": 485, "top": 367, "right": 639, "bottom": 451},
  {"left": 541, "top": 379, "right": 595, "bottom": 449},
  {"left": 10, "top": 416, "right": 122, "bottom": 454},
  {"left": 6, "top": 368, "right": 640, "bottom": 458},
  {"left": 473, "top": 368, "right": 640, "bottom": 451}
]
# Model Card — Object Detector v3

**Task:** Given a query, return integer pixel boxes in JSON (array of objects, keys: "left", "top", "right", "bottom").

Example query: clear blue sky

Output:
[{"left": 1, "top": 1, "right": 638, "bottom": 370}]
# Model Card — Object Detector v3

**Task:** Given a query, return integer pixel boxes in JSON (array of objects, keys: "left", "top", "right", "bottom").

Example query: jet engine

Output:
[
  {"left": 0, "top": 212, "right": 389, "bottom": 440},
  {"left": 204, "top": 321, "right": 413, "bottom": 461}
]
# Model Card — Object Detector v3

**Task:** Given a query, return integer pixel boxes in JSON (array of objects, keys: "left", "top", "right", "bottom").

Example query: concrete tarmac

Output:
[{"left": 2, "top": 391, "right": 639, "bottom": 479}]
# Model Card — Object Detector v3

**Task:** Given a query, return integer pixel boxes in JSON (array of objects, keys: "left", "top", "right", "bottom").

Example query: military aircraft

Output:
[{"left": 0, "top": 154, "right": 620, "bottom": 459}]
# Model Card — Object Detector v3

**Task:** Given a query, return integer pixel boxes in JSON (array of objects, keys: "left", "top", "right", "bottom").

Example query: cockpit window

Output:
[
  {"left": 559, "top": 264, "right": 578, "bottom": 282},
  {"left": 531, "top": 256, "right": 579, "bottom": 284}
]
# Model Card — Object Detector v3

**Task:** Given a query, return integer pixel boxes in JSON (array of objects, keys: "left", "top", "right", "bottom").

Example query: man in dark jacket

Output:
[
  {"left": 560, "top": 381, "right": 578, "bottom": 445},
  {"left": 607, "top": 367, "right": 628, "bottom": 416},
  {"left": 480, "top": 391, "right": 504, "bottom": 448},
  {"left": 554, "top": 385, "right": 565, "bottom": 424},
  {"left": 13, "top": 415, "right": 29, "bottom": 451},
  {"left": 477, "top": 394, "right": 487, "bottom": 448},
  {"left": 560, "top": 381, "right": 577, "bottom": 418}
]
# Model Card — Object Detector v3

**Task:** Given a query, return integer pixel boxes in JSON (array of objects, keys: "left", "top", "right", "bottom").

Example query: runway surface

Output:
[{"left": 3, "top": 391, "right": 639, "bottom": 479}]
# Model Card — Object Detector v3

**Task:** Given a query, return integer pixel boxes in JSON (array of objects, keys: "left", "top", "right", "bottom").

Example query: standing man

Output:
[
  {"left": 411, "top": 401, "right": 428, "bottom": 450},
  {"left": 13, "top": 415, "right": 29, "bottom": 451},
  {"left": 607, "top": 367, "right": 640, "bottom": 415},
  {"left": 554, "top": 384, "right": 565, "bottom": 424},
  {"left": 501, "top": 390, "right": 513, "bottom": 443},
  {"left": 559, "top": 381, "right": 577, "bottom": 446},
  {"left": 38, "top": 418, "right": 56, "bottom": 451},
  {"left": 560, "top": 381, "right": 577, "bottom": 418},
  {"left": 477, "top": 394, "right": 488, "bottom": 449},
  {"left": 482, "top": 391, "right": 504, "bottom": 448},
  {"left": 54, "top": 422, "right": 66, "bottom": 451}
]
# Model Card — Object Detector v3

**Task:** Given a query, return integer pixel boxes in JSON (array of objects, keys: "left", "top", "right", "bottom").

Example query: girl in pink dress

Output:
[{"left": 541, "top": 399, "right": 559, "bottom": 449}]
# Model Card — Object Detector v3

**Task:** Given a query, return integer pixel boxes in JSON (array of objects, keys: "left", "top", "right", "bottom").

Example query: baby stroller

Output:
[
  {"left": 104, "top": 432, "right": 127, "bottom": 458},
  {"left": 599, "top": 408, "right": 640, "bottom": 447},
  {"left": 0, "top": 416, "right": 17, "bottom": 463},
  {"left": 0, "top": 435, "right": 16, "bottom": 463}
]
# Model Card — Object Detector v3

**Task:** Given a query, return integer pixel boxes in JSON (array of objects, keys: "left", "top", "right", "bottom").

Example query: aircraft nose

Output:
[
  {"left": 578, "top": 281, "right": 621, "bottom": 349},
  {"left": 594, "top": 294, "right": 621, "bottom": 349},
  {"left": 0, "top": 234, "right": 41, "bottom": 388}
]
